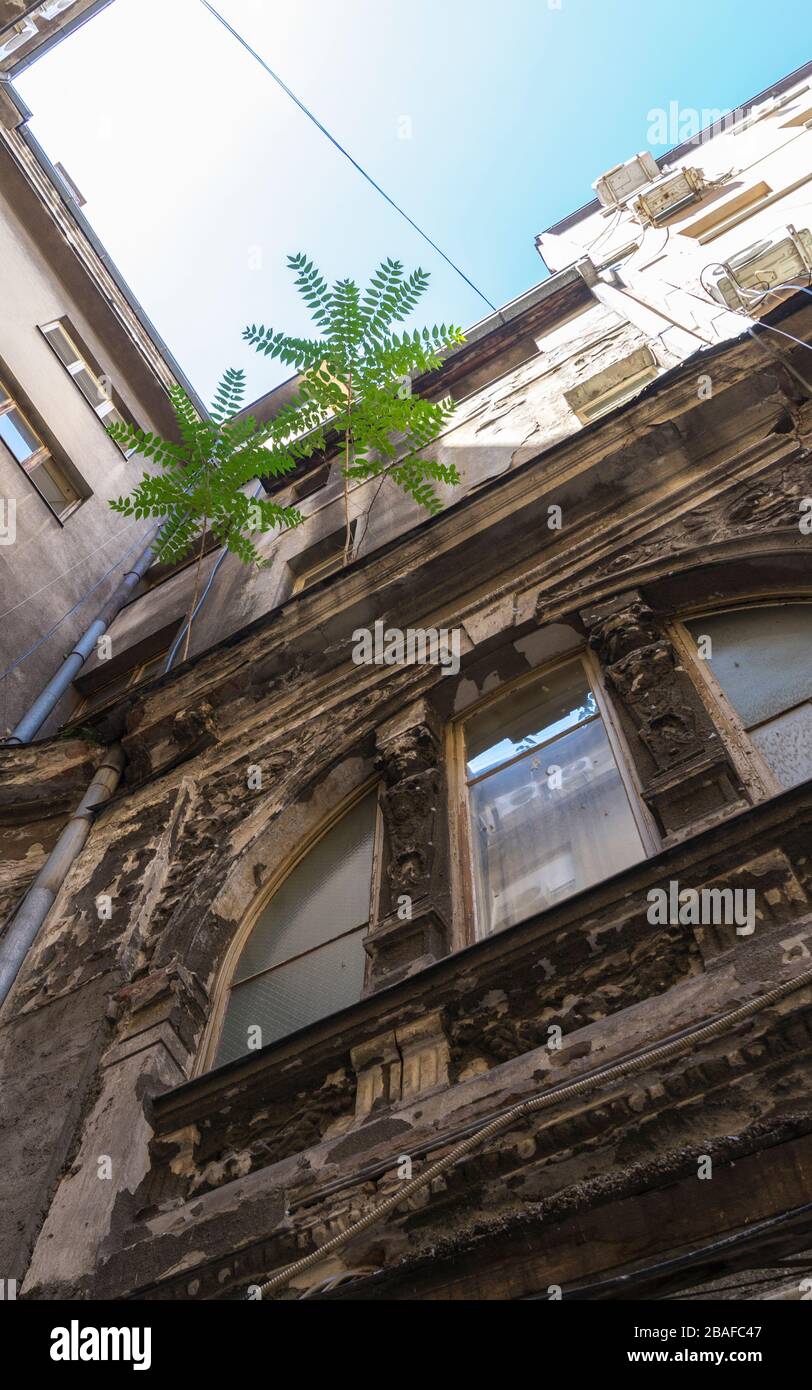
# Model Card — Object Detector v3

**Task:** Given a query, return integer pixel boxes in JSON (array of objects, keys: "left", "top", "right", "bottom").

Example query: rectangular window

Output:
[
  {"left": 564, "top": 347, "right": 658, "bottom": 424},
  {"left": 291, "top": 462, "right": 331, "bottom": 503},
  {"left": 678, "top": 182, "right": 772, "bottom": 240},
  {"left": 40, "top": 319, "right": 131, "bottom": 446},
  {"left": 780, "top": 105, "right": 812, "bottom": 128},
  {"left": 685, "top": 607, "right": 812, "bottom": 791},
  {"left": 0, "top": 380, "right": 81, "bottom": 519},
  {"left": 460, "top": 657, "right": 646, "bottom": 936},
  {"left": 289, "top": 522, "right": 356, "bottom": 593},
  {"left": 291, "top": 548, "right": 346, "bottom": 592},
  {"left": 73, "top": 643, "right": 175, "bottom": 719}
]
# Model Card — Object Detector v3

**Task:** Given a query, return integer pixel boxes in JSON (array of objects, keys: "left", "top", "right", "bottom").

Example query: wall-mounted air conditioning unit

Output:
[
  {"left": 632, "top": 168, "right": 707, "bottom": 225},
  {"left": 0, "top": 18, "right": 38, "bottom": 62},
  {"left": 593, "top": 151, "right": 659, "bottom": 208},
  {"left": 707, "top": 225, "right": 812, "bottom": 310}
]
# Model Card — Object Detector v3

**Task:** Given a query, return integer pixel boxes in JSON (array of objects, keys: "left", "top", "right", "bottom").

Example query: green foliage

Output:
[
  {"left": 108, "top": 370, "right": 303, "bottom": 566},
  {"left": 244, "top": 254, "right": 465, "bottom": 517},
  {"left": 110, "top": 255, "right": 464, "bottom": 578}
]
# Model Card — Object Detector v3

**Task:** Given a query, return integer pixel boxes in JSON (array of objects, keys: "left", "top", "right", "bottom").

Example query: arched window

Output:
[
  {"left": 685, "top": 604, "right": 812, "bottom": 791},
  {"left": 215, "top": 792, "right": 378, "bottom": 1066}
]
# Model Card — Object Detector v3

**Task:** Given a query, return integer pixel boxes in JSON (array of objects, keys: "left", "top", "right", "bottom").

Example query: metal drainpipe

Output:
[
  {"left": 5, "top": 521, "right": 164, "bottom": 746},
  {"left": 0, "top": 743, "right": 125, "bottom": 1010}
]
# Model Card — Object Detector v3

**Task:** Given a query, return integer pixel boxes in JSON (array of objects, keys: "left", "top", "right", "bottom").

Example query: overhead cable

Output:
[
  {"left": 245, "top": 963, "right": 812, "bottom": 1299},
  {"left": 199, "top": 0, "right": 503, "bottom": 318},
  {"left": 0, "top": 526, "right": 154, "bottom": 683}
]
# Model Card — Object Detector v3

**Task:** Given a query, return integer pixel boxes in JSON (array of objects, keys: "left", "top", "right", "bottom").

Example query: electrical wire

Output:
[
  {"left": 624, "top": 222, "right": 670, "bottom": 273},
  {"left": 0, "top": 524, "right": 159, "bottom": 683},
  {"left": 198, "top": 0, "right": 502, "bottom": 318},
  {"left": 737, "top": 287, "right": 812, "bottom": 352},
  {"left": 0, "top": 514, "right": 151, "bottom": 626},
  {"left": 163, "top": 480, "right": 265, "bottom": 671},
  {"left": 245, "top": 963, "right": 812, "bottom": 1299},
  {"left": 746, "top": 324, "right": 812, "bottom": 397},
  {"left": 694, "top": 261, "right": 812, "bottom": 355},
  {"left": 1, "top": 453, "right": 219, "bottom": 685},
  {"left": 581, "top": 204, "right": 623, "bottom": 259},
  {"left": 750, "top": 321, "right": 812, "bottom": 352},
  {"left": 745, "top": 281, "right": 812, "bottom": 300}
]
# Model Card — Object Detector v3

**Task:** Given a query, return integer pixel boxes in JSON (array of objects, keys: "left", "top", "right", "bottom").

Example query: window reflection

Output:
[
  {"left": 686, "top": 605, "right": 812, "bottom": 790},
  {"left": 464, "top": 661, "right": 645, "bottom": 935}
]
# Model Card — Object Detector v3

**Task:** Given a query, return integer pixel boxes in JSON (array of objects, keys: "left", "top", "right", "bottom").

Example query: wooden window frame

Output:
[
  {"left": 0, "top": 368, "right": 86, "bottom": 522},
  {"left": 447, "top": 647, "right": 659, "bottom": 946},
  {"left": 39, "top": 318, "right": 137, "bottom": 453},
  {"left": 668, "top": 603, "right": 812, "bottom": 802},
  {"left": 196, "top": 780, "right": 384, "bottom": 1075}
]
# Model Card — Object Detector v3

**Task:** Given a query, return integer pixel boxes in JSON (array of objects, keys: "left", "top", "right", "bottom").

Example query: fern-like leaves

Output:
[
  {"left": 244, "top": 254, "right": 465, "bottom": 522},
  {"left": 108, "top": 368, "right": 304, "bottom": 567}
]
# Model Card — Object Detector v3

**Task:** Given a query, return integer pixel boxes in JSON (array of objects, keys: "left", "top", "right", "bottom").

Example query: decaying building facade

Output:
[{"left": 2, "top": 45, "right": 812, "bottom": 1301}]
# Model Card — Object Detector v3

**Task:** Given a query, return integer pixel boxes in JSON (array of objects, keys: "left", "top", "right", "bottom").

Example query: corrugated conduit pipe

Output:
[{"left": 249, "top": 963, "right": 812, "bottom": 1299}]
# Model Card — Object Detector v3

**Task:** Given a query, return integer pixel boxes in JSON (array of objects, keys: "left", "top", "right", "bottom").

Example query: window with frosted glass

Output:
[
  {"left": 686, "top": 605, "right": 812, "bottom": 791},
  {"left": 463, "top": 659, "right": 645, "bottom": 936},
  {"left": 215, "top": 793, "right": 377, "bottom": 1065}
]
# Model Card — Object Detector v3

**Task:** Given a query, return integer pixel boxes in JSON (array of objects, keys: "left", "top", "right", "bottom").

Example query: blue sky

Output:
[{"left": 16, "top": 0, "right": 812, "bottom": 406}]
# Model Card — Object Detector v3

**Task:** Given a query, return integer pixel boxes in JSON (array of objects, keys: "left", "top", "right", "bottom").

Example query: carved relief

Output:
[
  {"left": 147, "top": 1067, "right": 357, "bottom": 1205},
  {"left": 367, "top": 700, "right": 451, "bottom": 985},
  {"left": 585, "top": 595, "right": 661, "bottom": 665},
  {"left": 592, "top": 451, "right": 812, "bottom": 584},
  {"left": 122, "top": 699, "right": 219, "bottom": 786},
  {"left": 582, "top": 590, "right": 747, "bottom": 835},
  {"left": 375, "top": 719, "right": 440, "bottom": 900},
  {"left": 606, "top": 640, "right": 704, "bottom": 769}
]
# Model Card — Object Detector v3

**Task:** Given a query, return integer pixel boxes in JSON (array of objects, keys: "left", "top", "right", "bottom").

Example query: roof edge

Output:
[{"left": 539, "top": 56, "right": 812, "bottom": 242}]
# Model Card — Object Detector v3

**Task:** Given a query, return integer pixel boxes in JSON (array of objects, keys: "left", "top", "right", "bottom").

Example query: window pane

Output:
[
  {"left": 466, "top": 661, "right": 596, "bottom": 778},
  {"left": 216, "top": 927, "right": 368, "bottom": 1063},
  {"left": 294, "top": 550, "right": 345, "bottom": 592},
  {"left": 44, "top": 323, "right": 81, "bottom": 368},
  {"left": 751, "top": 704, "right": 812, "bottom": 789},
  {"left": 71, "top": 366, "right": 108, "bottom": 409},
  {"left": 686, "top": 606, "right": 812, "bottom": 726},
  {"left": 101, "top": 405, "right": 126, "bottom": 430},
  {"left": 580, "top": 367, "right": 658, "bottom": 421},
  {"left": 0, "top": 407, "right": 42, "bottom": 462},
  {"left": 469, "top": 717, "right": 644, "bottom": 935},
  {"left": 27, "top": 457, "right": 77, "bottom": 514},
  {"left": 233, "top": 792, "right": 377, "bottom": 982}
]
